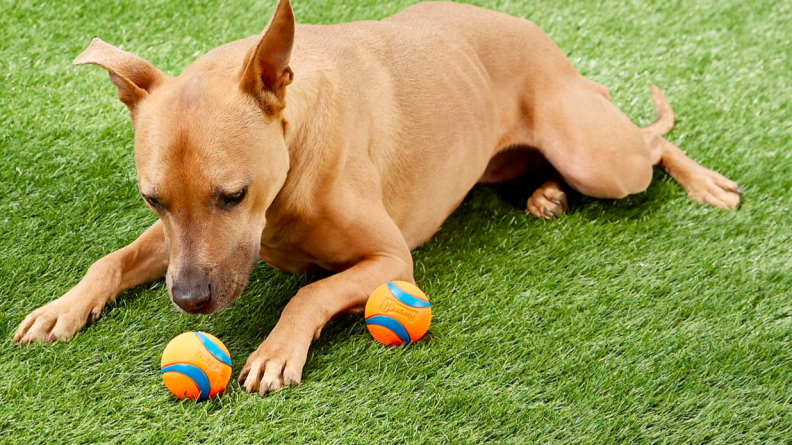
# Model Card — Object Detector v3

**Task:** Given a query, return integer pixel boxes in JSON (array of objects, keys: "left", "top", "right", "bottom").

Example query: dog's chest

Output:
[
  {"left": 258, "top": 221, "right": 355, "bottom": 275},
  {"left": 258, "top": 242, "right": 319, "bottom": 275}
]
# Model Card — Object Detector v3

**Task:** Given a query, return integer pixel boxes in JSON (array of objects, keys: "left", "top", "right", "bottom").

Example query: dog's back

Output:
[{"left": 272, "top": 3, "right": 579, "bottom": 246}]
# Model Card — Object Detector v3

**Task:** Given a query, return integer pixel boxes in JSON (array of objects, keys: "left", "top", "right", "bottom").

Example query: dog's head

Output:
[{"left": 74, "top": 0, "right": 296, "bottom": 314}]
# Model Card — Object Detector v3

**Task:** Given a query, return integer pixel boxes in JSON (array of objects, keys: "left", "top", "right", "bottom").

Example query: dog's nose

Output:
[{"left": 171, "top": 279, "right": 211, "bottom": 312}]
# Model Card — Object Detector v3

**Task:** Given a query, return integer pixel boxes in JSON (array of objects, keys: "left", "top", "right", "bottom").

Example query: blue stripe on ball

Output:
[
  {"left": 194, "top": 332, "right": 232, "bottom": 367},
  {"left": 387, "top": 282, "right": 431, "bottom": 308},
  {"left": 366, "top": 315, "right": 412, "bottom": 344},
  {"left": 161, "top": 363, "right": 211, "bottom": 401}
]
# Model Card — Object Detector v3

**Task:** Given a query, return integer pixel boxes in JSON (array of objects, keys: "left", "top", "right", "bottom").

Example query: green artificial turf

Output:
[{"left": 2, "top": 0, "right": 791, "bottom": 443}]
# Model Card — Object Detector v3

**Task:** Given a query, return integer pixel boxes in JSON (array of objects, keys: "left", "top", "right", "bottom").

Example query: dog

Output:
[{"left": 14, "top": 0, "right": 740, "bottom": 395}]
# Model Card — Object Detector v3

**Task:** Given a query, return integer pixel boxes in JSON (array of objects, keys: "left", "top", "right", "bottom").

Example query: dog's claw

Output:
[
  {"left": 527, "top": 181, "right": 567, "bottom": 220},
  {"left": 238, "top": 335, "right": 309, "bottom": 396},
  {"left": 13, "top": 289, "right": 100, "bottom": 344},
  {"left": 237, "top": 367, "right": 250, "bottom": 386},
  {"left": 684, "top": 169, "right": 741, "bottom": 211}
]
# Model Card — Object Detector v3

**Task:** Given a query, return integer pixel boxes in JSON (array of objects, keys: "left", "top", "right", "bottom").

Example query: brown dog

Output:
[{"left": 14, "top": 1, "right": 740, "bottom": 394}]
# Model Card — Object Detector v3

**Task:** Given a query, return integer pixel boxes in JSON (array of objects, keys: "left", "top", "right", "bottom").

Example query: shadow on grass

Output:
[{"left": 488, "top": 168, "right": 671, "bottom": 223}]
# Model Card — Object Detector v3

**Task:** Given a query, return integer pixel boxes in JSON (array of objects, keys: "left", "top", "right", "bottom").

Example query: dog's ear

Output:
[
  {"left": 239, "top": 0, "right": 295, "bottom": 113},
  {"left": 73, "top": 38, "right": 166, "bottom": 114}
]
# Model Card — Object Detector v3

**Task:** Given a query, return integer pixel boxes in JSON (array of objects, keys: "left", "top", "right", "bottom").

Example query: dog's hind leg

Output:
[
  {"left": 14, "top": 220, "right": 168, "bottom": 343},
  {"left": 643, "top": 85, "right": 741, "bottom": 210},
  {"left": 653, "top": 137, "right": 741, "bottom": 209},
  {"left": 480, "top": 146, "right": 569, "bottom": 220},
  {"left": 526, "top": 173, "right": 567, "bottom": 220},
  {"left": 534, "top": 83, "right": 740, "bottom": 211}
]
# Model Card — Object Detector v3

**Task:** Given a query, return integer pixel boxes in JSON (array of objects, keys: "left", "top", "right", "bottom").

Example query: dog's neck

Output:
[{"left": 270, "top": 50, "right": 340, "bottom": 220}]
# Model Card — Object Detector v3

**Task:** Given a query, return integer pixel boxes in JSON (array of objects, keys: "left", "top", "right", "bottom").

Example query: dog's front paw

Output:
[
  {"left": 238, "top": 335, "right": 310, "bottom": 395},
  {"left": 13, "top": 290, "right": 103, "bottom": 344}
]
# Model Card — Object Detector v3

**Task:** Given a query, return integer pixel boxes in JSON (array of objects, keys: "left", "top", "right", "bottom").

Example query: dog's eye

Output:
[
  {"left": 221, "top": 186, "right": 248, "bottom": 208},
  {"left": 142, "top": 194, "right": 162, "bottom": 210}
]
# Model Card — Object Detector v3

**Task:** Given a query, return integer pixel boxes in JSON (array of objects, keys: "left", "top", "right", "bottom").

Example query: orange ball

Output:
[
  {"left": 160, "top": 331, "right": 232, "bottom": 401},
  {"left": 365, "top": 281, "right": 432, "bottom": 346}
]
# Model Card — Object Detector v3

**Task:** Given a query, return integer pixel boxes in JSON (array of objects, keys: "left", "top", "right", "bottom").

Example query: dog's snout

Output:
[{"left": 171, "top": 276, "right": 211, "bottom": 312}]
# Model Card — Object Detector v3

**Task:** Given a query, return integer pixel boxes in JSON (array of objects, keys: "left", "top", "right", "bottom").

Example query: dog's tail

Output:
[{"left": 642, "top": 84, "right": 675, "bottom": 138}]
